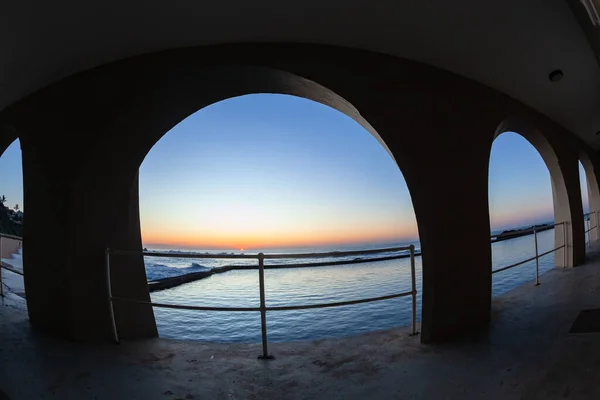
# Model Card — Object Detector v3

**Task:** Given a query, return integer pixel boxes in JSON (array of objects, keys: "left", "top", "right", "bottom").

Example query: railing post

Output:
[
  {"left": 594, "top": 211, "right": 600, "bottom": 241},
  {"left": 409, "top": 244, "right": 418, "bottom": 336},
  {"left": 588, "top": 218, "right": 591, "bottom": 248},
  {"left": 257, "top": 253, "right": 273, "bottom": 359},
  {"left": 593, "top": 211, "right": 597, "bottom": 243},
  {"left": 563, "top": 221, "right": 567, "bottom": 268},
  {"left": 105, "top": 248, "right": 119, "bottom": 344},
  {"left": 534, "top": 229, "right": 540, "bottom": 286}
]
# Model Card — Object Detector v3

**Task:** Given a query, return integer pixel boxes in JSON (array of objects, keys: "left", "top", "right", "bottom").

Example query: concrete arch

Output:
[
  {"left": 493, "top": 117, "right": 579, "bottom": 267},
  {"left": 579, "top": 151, "right": 600, "bottom": 241},
  {"left": 0, "top": 125, "right": 19, "bottom": 157},
  {"left": 11, "top": 43, "right": 592, "bottom": 343},
  {"left": 65, "top": 65, "right": 425, "bottom": 340},
  {"left": 107, "top": 66, "right": 397, "bottom": 177},
  {"left": 72, "top": 64, "right": 413, "bottom": 252}
]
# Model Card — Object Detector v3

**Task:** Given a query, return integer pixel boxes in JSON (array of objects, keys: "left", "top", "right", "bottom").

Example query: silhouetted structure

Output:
[{"left": 0, "top": 0, "right": 599, "bottom": 346}]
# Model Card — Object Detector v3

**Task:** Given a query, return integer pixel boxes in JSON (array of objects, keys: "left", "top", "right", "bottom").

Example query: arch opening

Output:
[
  {"left": 136, "top": 93, "right": 422, "bottom": 343},
  {"left": 579, "top": 154, "right": 600, "bottom": 245},
  {"left": 489, "top": 130, "right": 562, "bottom": 296},
  {"left": 64, "top": 64, "right": 447, "bottom": 342},
  {"left": 492, "top": 118, "right": 573, "bottom": 268},
  {"left": 0, "top": 138, "right": 25, "bottom": 299}
]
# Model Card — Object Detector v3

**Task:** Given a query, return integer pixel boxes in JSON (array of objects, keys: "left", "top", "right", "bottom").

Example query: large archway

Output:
[
  {"left": 493, "top": 119, "right": 574, "bottom": 268},
  {"left": 489, "top": 132, "right": 556, "bottom": 294},
  {"left": 136, "top": 93, "right": 421, "bottom": 342},
  {"left": 73, "top": 65, "right": 432, "bottom": 341}
]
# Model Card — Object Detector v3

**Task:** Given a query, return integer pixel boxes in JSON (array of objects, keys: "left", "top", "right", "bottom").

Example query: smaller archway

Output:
[
  {"left": 0, "top": 137, "right": 25, "bottom": 298},
  {"left": 579, "top": 153, "right": 600, "bottom": 244},
  {"left": 493, "top": 118, "right": 572, "bottom": 268},
  {"left": 489, "top": 131, "right": 555, "bottom": 294}
]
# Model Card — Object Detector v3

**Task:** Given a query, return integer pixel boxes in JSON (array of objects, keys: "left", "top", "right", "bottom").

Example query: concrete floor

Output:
[
  {"left": 0, "top": 269, "right": 24, "bottom": 298},
  {"left": 2, "top": 247, "right": 600, "bottom": 399}
]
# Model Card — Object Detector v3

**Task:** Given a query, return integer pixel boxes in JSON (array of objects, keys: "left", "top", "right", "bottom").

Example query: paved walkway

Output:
[
  {"left": 2, "top": 247, "right": 600, "bottom": 399},
  {"left": 0, "top": 269, "right": 24, "bottom": 298}
]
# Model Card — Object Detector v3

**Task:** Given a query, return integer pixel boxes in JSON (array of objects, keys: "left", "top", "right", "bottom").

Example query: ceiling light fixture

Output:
[
  {"left": 581, "top": 0, "right": 600, "bottom": 26},
  {"left": 549, "top": 70, "right": 564, "bottom": 82}
]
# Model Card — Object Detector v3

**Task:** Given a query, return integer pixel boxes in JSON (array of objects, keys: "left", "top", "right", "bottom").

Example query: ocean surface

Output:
[
  {"left": 138, "top": 228, "right": 561, "bottom": 343},
  {"left": 0, "top": 228, "right": 571, "bottom": 343}
]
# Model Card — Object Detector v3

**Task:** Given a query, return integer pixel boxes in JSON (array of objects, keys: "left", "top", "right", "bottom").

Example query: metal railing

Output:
[
  {"left": 584, "top": 211, "right": 598, "bottom": 248},
  {"left": 490, "top": 221, "right": 567, "bottom": 284},
  {"left": 105, "top": 245, "right": 418, "bottom": 359},
  {"left": 0, "top": 233, "right": 24, "bottom": 297}
]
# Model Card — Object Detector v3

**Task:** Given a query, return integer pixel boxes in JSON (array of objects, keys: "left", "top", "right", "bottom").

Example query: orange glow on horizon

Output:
[{"left": 141, "top": 225, "right": 418, "bottom": 250}]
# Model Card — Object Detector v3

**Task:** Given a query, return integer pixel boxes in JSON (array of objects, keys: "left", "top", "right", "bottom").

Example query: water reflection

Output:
[{"left": 152, "top": 229, "right": 557, "bottom": 342}]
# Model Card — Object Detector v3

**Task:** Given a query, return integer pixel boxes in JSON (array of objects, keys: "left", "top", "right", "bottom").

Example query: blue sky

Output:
[
  {"left": 0, "top": 140, "right": 22, "bottom": 210},
  {"left": 138, "top": 95, "right": 414, "bottom": 248},
  {"left": 488, "top": 132, "right": 554, "bottom": 230},
  {"left": 0, "top": 94, "right": 592, "bottom": 248}
]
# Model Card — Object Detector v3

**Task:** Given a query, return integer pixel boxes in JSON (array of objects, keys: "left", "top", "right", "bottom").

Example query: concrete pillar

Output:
[
  {"left": 408, "top": 150, "right": 492, "bottom": 343},
  {"left": 66, "top": 172, "right": 157, "bottom": 340},
  {"left": 556, "top": 153, "right": 586, "bottom": 266},
  {"left": 356, "top": 93, "right": 497, "bottom": 343},
  {"left": 20, "top": 138, "right": 73, "bottom": 335},
  {"left": 6, "top": 85, "right": 158, "bottom": 340}
]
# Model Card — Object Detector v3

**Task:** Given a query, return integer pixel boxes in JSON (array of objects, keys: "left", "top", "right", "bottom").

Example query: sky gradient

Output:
[
  {"left": 0, "top": 140, "right": 23, "bottom": 211},
  {"left": 0, "top": 94, "right": 594, "bottom": 249},
  {"left": 138, "top": 95, "right": 414, "bottom": 249}
]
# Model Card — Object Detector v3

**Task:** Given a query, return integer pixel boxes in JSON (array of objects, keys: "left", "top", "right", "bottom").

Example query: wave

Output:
[
  {"left": 145, "top": 262, "right": 211, "bottom": 281},
  {"left": 143, "top": 246, "right": 420, "bottom": 282},
  {"left": 146, "top": 249, "right": 238, "bottom": 256}
]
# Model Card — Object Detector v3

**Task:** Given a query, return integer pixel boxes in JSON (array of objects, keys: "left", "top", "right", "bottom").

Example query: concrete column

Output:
[
  {"left": 409, "top": 154, "right": 492, "bottom": 343},
  {"left": 20, "top": 139, "right": 73, "bottom": 335},
  {"left": 357, "top": 95, "right": 496, "bottom": 343},
  {"left": 6, "top": 85, "right": 158, "bottom": 340},
  {"left": 556, "top": 154, "right": 585, "bottom": 267},
  {"left": 66, "top": 168, "right": 158, "bottom": 340}
]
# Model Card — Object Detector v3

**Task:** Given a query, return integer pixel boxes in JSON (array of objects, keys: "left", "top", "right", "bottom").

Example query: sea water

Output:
[{"left": 146, "top": 228, "right": 558, "bottom": 343}]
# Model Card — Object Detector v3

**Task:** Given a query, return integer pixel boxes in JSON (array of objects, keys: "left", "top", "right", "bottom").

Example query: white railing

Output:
[
  {"left": 0, "top": 233, "right": 23, "bottom": 297},
  {"left": 106, "top": 245, "right": 418, "bottom": 359},
  {"left": 490, "top": 221, "right": 567, "bottom": 284},
  {"left": 584, "top": 211, "right": 598, "bottom": 248}
]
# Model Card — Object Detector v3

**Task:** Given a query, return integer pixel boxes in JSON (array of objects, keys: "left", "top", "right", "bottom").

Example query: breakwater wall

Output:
[
  {"left": 147, "top": 252, "right": 422, "bottom": 293},
  {"left": 492, "top": 224, "right": 554, "bottom": 243}
]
